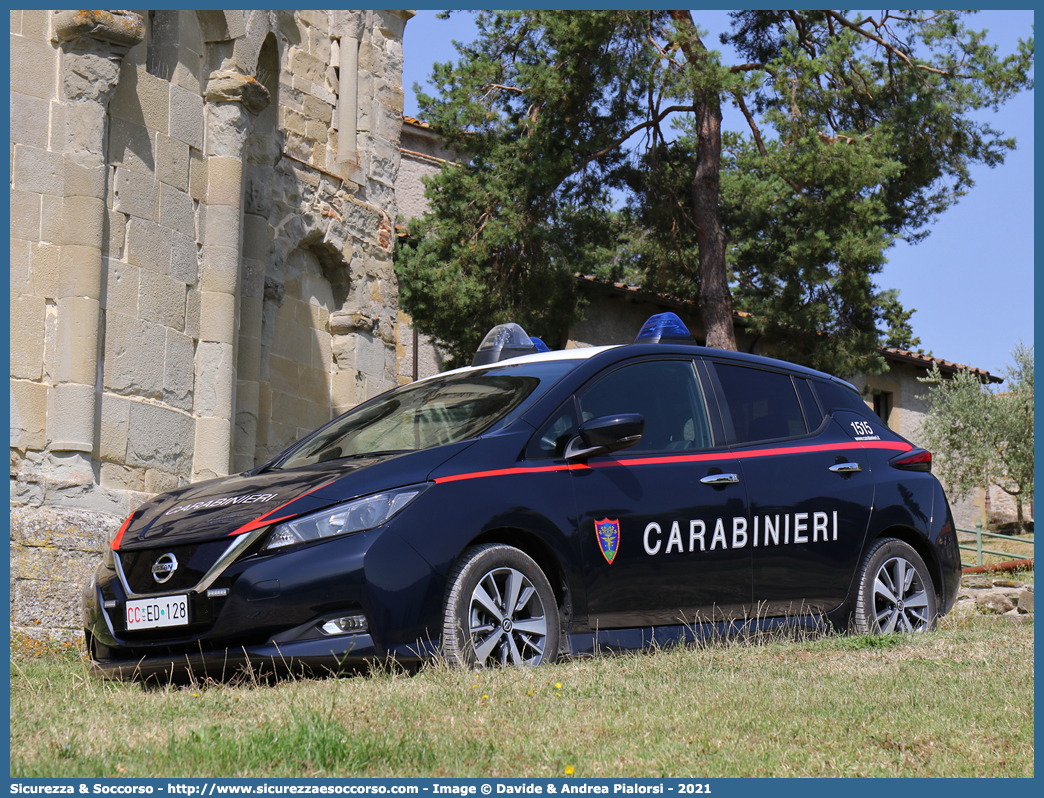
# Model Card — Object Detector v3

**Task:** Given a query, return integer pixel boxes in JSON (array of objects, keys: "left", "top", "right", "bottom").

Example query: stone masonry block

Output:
[
  {"left": 10, "top": 189, "right": 41, "bottom": 241},
  {"left": 163, "top": 328, "right": 195, "bottom": 412},
  {"left": 108, "top": 115, "right": 155, "bottom": 177},
  {"left": 139, "top": 269, "right": 186, "bottom": 331},
  {"left": 55, "top": 297, "right": 101, "bottom": 384},
  {"left": 16, "top": 547, "right": 72, "bottom": 584},
  {"left": 113, "top": 168, "right": 159, "bottom": 221},
  {"left": 186, "top": 288, "right": 201, "bottom": 340},
  {"left": 202, "top": 203, "right": 240, "bottom": 248},
  {"left": 103, "top": 312, "right": 165, "bottom": 398},
  {"left": 58, "top": 244, "right": 103, "bottom": 299},
  {"left": 10, "top": 294, "right": 46, "bottom": 381},
  {"left": 126, "top": 217, "right": 172, "bottom": 274},
  {"left": 194, "top": 340, "right": 234, "bottom": 418},
  {"left": 50, "top": 383, "right": 95, "bottom": 453},
  {"left": 137, "top": 69, "right": 171, "bottom": 134},
  {"left": 242, "top": 213, "right": 271, "bottom": 261},
  {"left": 19, "top": 9, "right": 50, "bottom": 41},
  {"left": 169, "top": 83, "right": 204, "bottom": 150},
  {"left": 198, "top": 291, "right": 237, "bottom": 344},
  {"left": 40, "top": 195, "right": 64, "bottom": 245},
  {"left": 98, "top": 392, "right": 131, "bottom": 463},
  {"left": 100, "top": 463, "right": 146, "bottom": 493},
  {"left": 200, "top": 245, "right": 239, "bottom": 294},
  {"left": 13, "top": 578, "right": 84, "bottom": 629},
  {"left": 303, "top": 95, "right": 333, "bottom": 125},
  {"left": 312, "top": 329, "right": 333, "bottom": 371},
  {"left": 12, "top": 239, "right": 32, "bottom": 294},
  {"left": 10, "top": 91, "right": 50, "bottom": 150},
  {"left": 290, "top": 49, "right": 325, "bottom": 83},
  {"left": 9, "top": 34, "right": 56, "bottom": 101},
  {"left": 108, "top": 208, "right": 127, "bottom": 259},
  {"left": 160, "top": 183, "right": 195, "bottom": 237},
  {"left": 10, "top": 380, "right": 48, "bottom": 451},
  {"left": 268, "top": 355, "right": 298, "bottom": 396},
  {"left": 330, "top": 370, "right": 358, "bottom": 408},
  {"left": 192, "top": 415, "right": 231, "bottom": 480},
  {"left": 103, "top": 258, "right": 139, "bottom": 315},
  {"left": 171, "top": 231, "right": 199, "bottom": 286},
  {"left": 157, "top": 133, "right": 190, "bottom": 192},
  {"left": 237, "top": 333, "right": 262, "bottom": 383},
  {"left": 189, "top": 146, "right": 207, "bottom": 200},
  {"left": 298, "top": 365, "right": 328, "bottom": 405},
  {"left": 63, "top": 159, "right": 107, "bottom": 200},
  {"left": 13, "top": 146, "right": 63, "bottom": 196},
  {"left": 205, "top": 156, "right": 244, "bottom": 207},
  {"left": 59, "top": 195, "right": 105, "bottom": 247},
  {"left": 30, "top": 244, "right": 59, "bottom": 300},
  {"left": 145, "top": 469, "right": 180, "bottom": 494},
  {"left": 126, "top": 402, "right": 194, "bottom": 477},
  {"left": 305, "top": 119, "right": 329, "bottom": 144}
]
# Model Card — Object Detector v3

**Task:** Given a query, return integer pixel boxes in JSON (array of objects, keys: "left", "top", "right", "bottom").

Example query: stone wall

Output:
[{"left": 9, "top": 9, "right": 429, "bottom": 643}]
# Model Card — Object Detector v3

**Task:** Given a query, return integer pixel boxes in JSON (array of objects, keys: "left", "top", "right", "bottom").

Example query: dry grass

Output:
[{"left": 10, "top": 614, "right": 1033, "bottom": 778}]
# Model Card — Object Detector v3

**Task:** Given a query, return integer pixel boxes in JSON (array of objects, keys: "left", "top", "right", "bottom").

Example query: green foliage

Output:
[
  {"left": 918, "top": 343, "right": 1034, "bottom": 528},
  {"left": 395, "top": 10, "right": 1033, "bottom": 371}
]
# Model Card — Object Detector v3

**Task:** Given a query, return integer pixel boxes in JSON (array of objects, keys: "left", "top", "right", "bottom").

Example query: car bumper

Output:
[{"left": 83, "top": 524, "right": 447, "bottom": 680}]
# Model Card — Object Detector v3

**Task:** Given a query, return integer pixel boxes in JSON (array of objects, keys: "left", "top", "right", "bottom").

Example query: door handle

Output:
[
  {"left": 700, "top": 473, "right": 739, "bottom": 485},
  {"left": 829, "top": 462, "right": 862, "bottom": 474}
]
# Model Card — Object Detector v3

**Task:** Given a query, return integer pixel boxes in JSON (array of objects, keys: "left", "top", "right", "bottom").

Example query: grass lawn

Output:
[{"left": 9, "top": 613, "right": 1033, "bottom": 778}]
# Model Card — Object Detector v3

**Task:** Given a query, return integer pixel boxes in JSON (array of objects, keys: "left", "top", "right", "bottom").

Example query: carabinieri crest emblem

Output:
[{"left": 595, "top": 518, "right": 620, "bottom": 564}]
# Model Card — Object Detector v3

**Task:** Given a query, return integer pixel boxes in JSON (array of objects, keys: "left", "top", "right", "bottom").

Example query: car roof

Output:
[{"left": 420, "top": 340, "right": 858, "bottom": 395}]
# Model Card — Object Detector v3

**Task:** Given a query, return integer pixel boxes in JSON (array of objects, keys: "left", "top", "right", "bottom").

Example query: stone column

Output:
[
  {"left": 50, "top": 11, "right": 144, "bottom": 455},
  {"left": 192, "top": 70, "right": 269, "bottom": 481}
]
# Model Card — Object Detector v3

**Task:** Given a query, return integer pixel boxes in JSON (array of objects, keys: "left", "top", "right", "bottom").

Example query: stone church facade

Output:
[{"left": 9, "top": 9, "right": 434, "bottom": 645}]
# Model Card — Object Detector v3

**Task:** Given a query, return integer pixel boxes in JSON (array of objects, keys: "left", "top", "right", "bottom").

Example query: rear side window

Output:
[
  {"left": 813, "top": 378, "right": 876, "bottom": 419},
  {"left": 714, "top": 363, "right": 807, "bottom": 443}
]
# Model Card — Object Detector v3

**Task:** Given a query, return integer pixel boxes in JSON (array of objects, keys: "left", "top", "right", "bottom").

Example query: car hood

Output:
[{"left": 116, "top": 444, "right": 472, "bottom": 549}]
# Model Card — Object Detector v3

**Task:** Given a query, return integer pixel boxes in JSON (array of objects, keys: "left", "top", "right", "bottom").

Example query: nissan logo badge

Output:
[{"left": 152, "top": 553, "right": 179, "bottom": 584}]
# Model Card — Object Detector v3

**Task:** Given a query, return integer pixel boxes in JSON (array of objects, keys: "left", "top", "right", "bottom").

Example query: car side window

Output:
[
  {"left": 578, "top": 360, "right": 712, "bottom": 453},
  {"left": 795, "top": 378, "right": 824, "bottom": 431},
  {"left": 530, "top": 401, "right": 579, "bottom": 459},
  {"left": 714, "top": 363, "right": 807, "bottom": 443}
]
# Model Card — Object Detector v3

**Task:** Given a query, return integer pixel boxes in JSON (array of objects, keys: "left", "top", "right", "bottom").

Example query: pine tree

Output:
[{"left": 395, "top": 10, "right": 1033, "bottom": 371}]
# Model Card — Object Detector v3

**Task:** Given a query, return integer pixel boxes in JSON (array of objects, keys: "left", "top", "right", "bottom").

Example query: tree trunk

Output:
[{"left": 670, "top": 10, "right": 738, "bottom": 351}]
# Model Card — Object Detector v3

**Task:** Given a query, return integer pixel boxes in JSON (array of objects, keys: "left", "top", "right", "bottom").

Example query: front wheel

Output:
[
  {"left": 852, "top": 538, "right": 938, "bottom": 634},
  {"left": 442, "top": 544, "right": 560, "bottom": 668}
]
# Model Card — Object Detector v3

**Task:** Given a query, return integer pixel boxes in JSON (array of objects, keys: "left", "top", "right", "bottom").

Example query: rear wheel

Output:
[
  {"left": 442, "top": 544, "right": 559, "bottom": 668},
  {"left": 853, "top": 538, "right": 938, "bottom": 633}
]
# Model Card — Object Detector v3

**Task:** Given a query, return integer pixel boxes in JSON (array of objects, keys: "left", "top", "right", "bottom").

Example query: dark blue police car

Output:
[{"left": 82, "top": 314, "right": 961, "bottom": 679}]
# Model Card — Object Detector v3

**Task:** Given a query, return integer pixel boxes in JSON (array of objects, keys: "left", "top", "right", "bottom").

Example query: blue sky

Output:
[{"left": 401, "top": 9, "right": 1035, "bottom": 379}]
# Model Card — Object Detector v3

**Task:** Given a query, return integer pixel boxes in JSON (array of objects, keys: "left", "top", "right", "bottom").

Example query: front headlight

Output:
[{"left": 260, "top": 484, "right": 430, "bottom": 552}]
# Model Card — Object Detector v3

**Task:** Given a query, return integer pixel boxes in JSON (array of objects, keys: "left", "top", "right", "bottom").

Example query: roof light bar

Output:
[
  {"left": 634, "top": 312, "right": 696, "bottom": 344},
  {"left": 472, "top": 323, "right": 542, "bottom": 366}
]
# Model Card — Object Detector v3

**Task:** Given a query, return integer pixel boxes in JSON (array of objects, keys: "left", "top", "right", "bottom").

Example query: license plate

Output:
[{"left": 125, "top": 595, "right": 189, "bottom": 630}]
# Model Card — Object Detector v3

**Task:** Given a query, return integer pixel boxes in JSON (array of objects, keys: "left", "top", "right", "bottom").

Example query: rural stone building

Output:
[{"left": 9, "top": 9, "right": 441, "bottom": 646}]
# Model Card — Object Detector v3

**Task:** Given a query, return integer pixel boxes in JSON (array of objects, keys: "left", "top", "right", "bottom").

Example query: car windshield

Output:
[{"left": 274, "top": 360, "right": 578, "bottom": 469}]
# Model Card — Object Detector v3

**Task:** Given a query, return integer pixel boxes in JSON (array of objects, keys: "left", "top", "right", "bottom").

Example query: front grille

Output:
[{"left": 117, "top": 540, "right": 232, "bottom": 594}]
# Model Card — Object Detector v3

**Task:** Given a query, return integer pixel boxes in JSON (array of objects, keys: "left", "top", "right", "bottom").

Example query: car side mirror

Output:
[{"left": 564, "top": 414, "right": 644, "bottom": 461}]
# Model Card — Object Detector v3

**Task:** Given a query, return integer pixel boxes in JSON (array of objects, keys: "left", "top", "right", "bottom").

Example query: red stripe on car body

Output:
[{"left": 433, "top": 439, "right": 913, "bottom": 485}]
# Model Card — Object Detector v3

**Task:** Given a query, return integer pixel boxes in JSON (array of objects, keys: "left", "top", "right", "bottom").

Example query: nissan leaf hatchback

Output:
[{"left": 82, "top": 314, "right": 961, "bottom": 679}]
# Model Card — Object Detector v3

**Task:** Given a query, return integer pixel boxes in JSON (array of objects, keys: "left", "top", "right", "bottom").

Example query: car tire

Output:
[
  {"left": 442, "top": 543, "right": 560, "bottom": 668},
  {"left": 852, "top": 538, "right": 938, "bottom": 634}
]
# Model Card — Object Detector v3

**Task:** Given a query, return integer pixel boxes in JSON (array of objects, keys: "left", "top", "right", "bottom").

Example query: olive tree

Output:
[{"left": 918, "top": 343, "right": 1034, "bottom": 531}]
